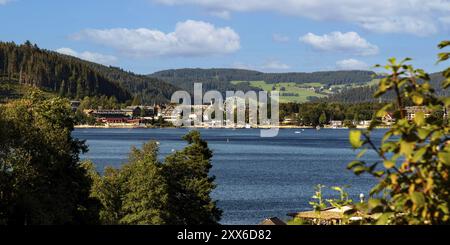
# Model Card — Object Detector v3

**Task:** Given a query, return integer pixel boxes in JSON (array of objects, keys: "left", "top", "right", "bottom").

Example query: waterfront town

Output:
[{"left": 71, "top": 100, "right": 448, "bottom": 129}]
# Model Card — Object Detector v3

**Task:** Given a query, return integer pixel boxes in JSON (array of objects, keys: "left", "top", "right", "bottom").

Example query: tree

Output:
[
  {"left": 120, "top": 142, "right": 169, "bottom": 225},
  {"left": 347, "top": 41, "right": 450, "bottom": 225},
  {"left": 0, "top": 93, "right": 99, "bottom": 225},
  {"left": 87, "top": 131, "right": 221, "bottom": 225},
  {"left": 163, "top": 131, "right": 222, "bottom": 225},
  {"left": 131, "top": 95, "right": 142, "bottom": 106},
  {"left": 85, "top": 162, "right": 124, "bottom": 225},
  {"left": 319, "top": 111, "right": 327, "bottom": 126}
]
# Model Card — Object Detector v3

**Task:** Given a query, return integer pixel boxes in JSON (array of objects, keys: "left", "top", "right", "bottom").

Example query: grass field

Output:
[{"left": 231, "top": 80, "right": 327, "bottom": 103}]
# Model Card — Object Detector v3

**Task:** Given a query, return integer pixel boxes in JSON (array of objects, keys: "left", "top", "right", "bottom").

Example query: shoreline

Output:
[{"left": 74, "top": 125, "right": 389, "bottom": 129}]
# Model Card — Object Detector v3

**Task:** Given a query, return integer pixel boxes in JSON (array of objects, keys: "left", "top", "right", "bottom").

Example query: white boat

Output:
[
  {"left": 245, "top": 124, "right": 251, "bottom": 129},
  {"left": 316, "top": 125, "right": 321, "bottom": 130},
  {"left": 295, "top": 131, "right": 301, "bottom": 134}
]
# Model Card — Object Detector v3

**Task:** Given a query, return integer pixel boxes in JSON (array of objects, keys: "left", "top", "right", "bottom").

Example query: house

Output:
[
  {"left": 358, "top": 120, "right": 372, "bottom": 127},
  {"left": 382, "top": 112, "right": 395, "bottom": 125},
  {"left": 126, "top": 106, "right": 156, "bottom": 118},
  {"left": 329, "top": 120, "right": 343, "bottom": 128},
  {"left": 405, "top": 106, "right": 431, "bottom": 121}
]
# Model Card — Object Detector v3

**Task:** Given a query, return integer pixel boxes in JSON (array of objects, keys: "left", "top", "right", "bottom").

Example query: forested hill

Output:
[
  {"left": 84, "top": 64, "right": 178, "bottom": 104},
  {"left": 0, "top": 41, "right": 178, "bottom": 104},
  {"left": 149, "top": 68, "right": 376, "bottom": 92},
  {"left": 325, "top": 72, "right": 449, "bottom": 103}
]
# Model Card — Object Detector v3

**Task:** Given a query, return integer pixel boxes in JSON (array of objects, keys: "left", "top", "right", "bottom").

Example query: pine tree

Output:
[
  {"left": 119, "top": 142, "right": 169, "bottom": 224},
  {"left": 163, "top": 131, "right": 222, "bottom": 225}
]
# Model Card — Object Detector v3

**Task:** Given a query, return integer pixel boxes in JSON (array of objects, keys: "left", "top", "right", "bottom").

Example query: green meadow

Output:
[{"left": 231, "top": 80, "right": 327, "bottom": 103}]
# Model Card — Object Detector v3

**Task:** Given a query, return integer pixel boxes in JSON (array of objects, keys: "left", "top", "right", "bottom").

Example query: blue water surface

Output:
[{"left": 73, "top": 128, "right": 384, "bottom": 225}]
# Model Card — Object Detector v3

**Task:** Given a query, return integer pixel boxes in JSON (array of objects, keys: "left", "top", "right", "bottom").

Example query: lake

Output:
[{"left": 73, "top": 128, "right": 383, "bottom": 225}]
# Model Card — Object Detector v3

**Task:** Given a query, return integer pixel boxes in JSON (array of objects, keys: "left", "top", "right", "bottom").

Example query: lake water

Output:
[{"left": 73, "top": 128, "right": 384, "bottom": 225}]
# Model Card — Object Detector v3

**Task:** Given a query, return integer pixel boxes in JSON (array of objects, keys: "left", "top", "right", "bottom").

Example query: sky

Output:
[{"left": 1, "top": 0, "right": 449, "bottom": 74}]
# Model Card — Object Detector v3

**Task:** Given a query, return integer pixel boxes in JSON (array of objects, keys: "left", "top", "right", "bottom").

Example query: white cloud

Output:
[
  {"left": 300, "top": 31, "right": 379, "bottom": 56},
  {"left": 272, "top": 34, "right": 290, "bottom": 43},
  {"left": 210, "top": 10, "right": 231, "bottom": 19},
  {"left": 231, "top": 62, "right": 254, "bottom": 70},
  {"left": 0, "top": 0, "right": 11, "bottom": 5},
  {"left": 56, "top": 47, "right": 118, "bottom": 65},
  {"left": 336, "top": 59, "right": 369, "bottom": 70},
  {"left": 261, "top": 60, "right": 290, "bottom": 70},
  {"left": 153, "top": 0, "right": 450, "bottom": 35},
  {"left": 71, "top": 20, "right": 240, "bottom": 57}
]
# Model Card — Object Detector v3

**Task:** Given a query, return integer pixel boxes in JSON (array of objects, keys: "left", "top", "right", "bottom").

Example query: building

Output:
[
  {"left": 88, "top": 109, "right": 128, "bottom": 119},
  {"left": 287, "top": 206, "right": 370, "bottom": 225},
  {"left": 382, "top": 112, "right": 395, "bottom": 125},
  {"left": 330, "top": 120, "right": 343, "bottom": 128},
  {"left": 125, "top": 106, "right": 156, "bottom": 118},
  {"left": 358, "top": 120, "right": 372, "bottom": 127},
  {"left": 405, "top": 106, "right": 431, "bottom": 121}
]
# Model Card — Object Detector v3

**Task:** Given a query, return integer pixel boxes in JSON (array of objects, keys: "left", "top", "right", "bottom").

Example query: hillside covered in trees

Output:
[
  {"left": 326, "top": 72, "right": 449, "bottom": 103},
  {"left": 0, "top": 41, "right": 178, "bottom": 104},
  {"left": 149, "top": 68, "right": 376, "bottom": 93}
]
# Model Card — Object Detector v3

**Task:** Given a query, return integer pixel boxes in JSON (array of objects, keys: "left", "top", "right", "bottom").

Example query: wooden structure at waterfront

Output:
[{"left": 288, "top": 206, "right": 369, "bottom": 225}]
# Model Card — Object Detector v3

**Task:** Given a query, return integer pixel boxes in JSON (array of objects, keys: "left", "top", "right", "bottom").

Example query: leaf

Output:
[
  {"left": 349, "top": 130, "right": 363, "bottom": 149},
  {"left": 417, "top": 128, "right": 431, "bottom": 140},
  {"left": 400, "top": 141, "right": 415, "bottom": 157},
  {"left": 443, "top": 67, "right": 450, "bottom": 78},
  {"left": 383, "top": 160, "right": 395, "bottom": 169},
  {"left": 353, "top": 166, "right": 366, "bottom": 175},
  {"left": 413, "top": 111, "right": 425, "bottom": 126},
  {"left": 438, "top": 40, "right": 450, "bottom": 49},
  {"left": 443, "top": 78, "right": 450, "bottom": 89},
  {"left": 357, "top": 149, "right": 367, "bottom": 159},
  {"left": 348, "top": 160, "right": 364, "bottom": 169},
  {"left": 438, "top": 52, "right": 450, "bottom": 63},
  {"left": 411, "top": 192, "right": 426, "bottom": 208},
  {"left": 411, "top": 94, "right": 424, "bottom": 105},
  {"left": 376, "top": 212, "right": 393, "bottom": 225},
  {"left": 442, "top": 97, "right": 450, "bottom": 107},
  {"left": 376, "top": 104, "right": 393, "bottom": 118},
  {"left": 438, "top": 152, "right": 450, "bottom": 166},
  {"left": 412, "top": 147, "right": 427, "bottom": 163}
]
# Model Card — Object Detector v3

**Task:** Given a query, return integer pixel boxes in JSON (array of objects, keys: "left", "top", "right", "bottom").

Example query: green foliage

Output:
[
  {"left": 0, "top": 41, "right": 178, "bottom": 104},
  {"left": 163, "top": 131, "right": 222, "bottom": 225},
  {"left": 319, "top": 111, "right": 327, "bottom": 126},
  {"left": 85, "top": 162, "right": 124, "bottom": 225},
  {"left": 347, "top": 42, "right": 450, "bottom": 224},
  {"left": 120, "top": 142, "right": 169, "bottom": 225},
  {"left": 326, "top": 186, "right": 353, "bottom": 210},
  {"left": 286, "top": 102, "right": 385, "bottom": 126},
  {"left": 152, "top": 68, "right": 375, "bottom": 91},
  {"left": 309, "top": 184, "right": 327, "bottom": 212},
  {"left": 88, "top": 131, "right": 221, "bottom": 225},
  {"left": 77, "top": 95, "right": 121, "bottom": 110},
  {"left": 88, "top": 65, "right": 178, "bottom": 104},
  {"left": 0, "top": 94, "right": 99, "bottom": 224},
  {"left": 0, "top": 41, "right": 131, "bottom": 101}
]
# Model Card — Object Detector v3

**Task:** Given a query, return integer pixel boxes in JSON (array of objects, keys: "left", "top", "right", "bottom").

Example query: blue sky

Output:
[{"left": 1, "top": 0, "right": 449, "bottom": 74}]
